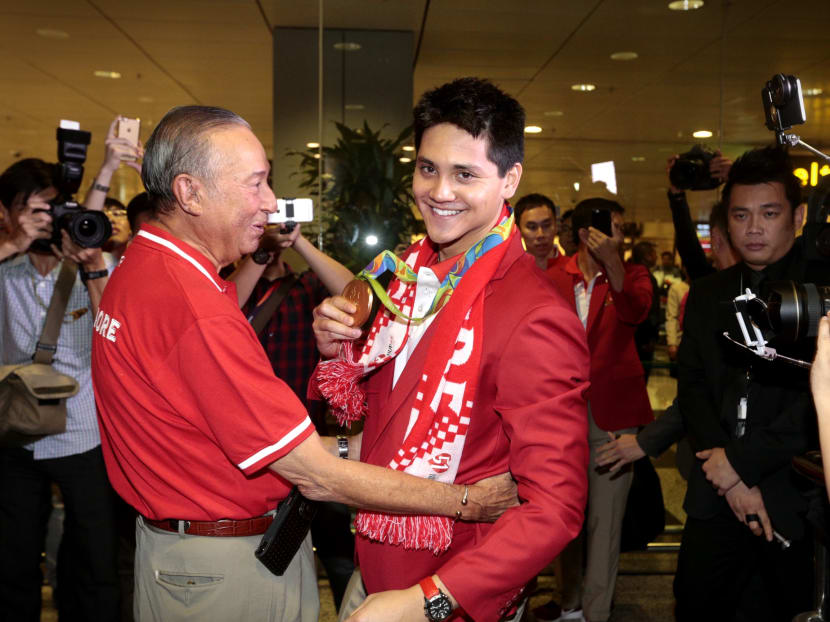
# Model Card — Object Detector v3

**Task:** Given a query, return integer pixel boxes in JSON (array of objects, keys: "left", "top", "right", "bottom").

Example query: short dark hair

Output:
[
  {"left": 570, "top": 198, "right": 624, "bottom": 245},
  {"left": 632, "top": 241, "right": 656, "bottom": 265},
  {"left": 660, "top": 251, "right": 673, "bottom": 259},
  {"left": 560, "top": 208, "right": 574, "bottom": 222},
  {"left": 0, "top": 158, "right": 56, "bottom": 211},
  {"left": 103, "top": 197, "right": 126, "bottom": 211},
  {"left": 515, "top": 193, "right": 556, "bottom": 227},
  {"left": 413, "top": 77, "right": 525, "bottom": 177},
  {"left": 721, "top": 146, "right": 801, "bottom": 212},
  {"left": 126, "top": 192, "right": 155, "bottom": 233}
]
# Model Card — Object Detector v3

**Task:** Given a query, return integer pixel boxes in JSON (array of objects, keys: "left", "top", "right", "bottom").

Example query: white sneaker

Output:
[{"left": 555, "top": 609, "right": 586, "bottom": 622}]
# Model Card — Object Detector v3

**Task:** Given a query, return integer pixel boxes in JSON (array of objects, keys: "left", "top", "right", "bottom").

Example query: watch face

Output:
[{"left": 426, "top": 595, "right": 453, "bottom": 620}]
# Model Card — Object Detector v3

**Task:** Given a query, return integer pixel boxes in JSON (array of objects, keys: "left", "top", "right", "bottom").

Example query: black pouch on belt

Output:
[{"left": 254, "top": 486, "right": 318, "bottom": 576}]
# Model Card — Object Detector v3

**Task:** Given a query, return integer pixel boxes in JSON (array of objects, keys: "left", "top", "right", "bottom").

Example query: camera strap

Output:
[
  {"left": 247, "top": 274, "right": 299, "bottom": 337},
  {"left": 33, "top": 260, "right": 78, "bottom": 365}
]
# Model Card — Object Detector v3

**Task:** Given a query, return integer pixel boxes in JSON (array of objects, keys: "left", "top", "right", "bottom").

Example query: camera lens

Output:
[
  {"left": 669, "top": 159, "right": 702, "bottom": 191},
  {"left": 772, "top": 74, "right": 793, "bottom": 107},
  {"left": 67, "top": 210, "right": 112, "bottom": 248},
  {"left": 755, "top": 281, "right": 830, "bottom": 342}
]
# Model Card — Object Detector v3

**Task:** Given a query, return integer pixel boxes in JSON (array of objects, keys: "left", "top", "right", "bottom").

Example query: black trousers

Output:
[
  {"left": 0, "top": 445, "right": 120, "bottom": 622},
  {"left": 674, "top": 513, "right": 813, "bottom": 622}
]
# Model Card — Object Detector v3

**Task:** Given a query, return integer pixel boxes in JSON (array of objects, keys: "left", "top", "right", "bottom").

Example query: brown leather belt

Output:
[{"left": 144, "top": 515, "right": 274, "bottom": 537}]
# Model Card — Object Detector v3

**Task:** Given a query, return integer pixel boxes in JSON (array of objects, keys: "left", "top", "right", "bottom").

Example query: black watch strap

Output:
[
  {"left": 251, "top": 248, "right": 271, "bottom": 265},
  {"left": 80, "top": 268, "right": 109, "bottom": 283}
]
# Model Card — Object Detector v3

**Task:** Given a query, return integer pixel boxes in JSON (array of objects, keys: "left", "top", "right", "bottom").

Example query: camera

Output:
[
  {"left": 669, "top": 145, "right": 721, "bottom": 191},
  {"left": 746, "top": 282, "right": 830, "bottom": 344},
  {"left": 762, "top": 74, "right": 806, "bottom": 135},
  {"left": 31, "top": 121, "right": 112, "bottom": 252}
]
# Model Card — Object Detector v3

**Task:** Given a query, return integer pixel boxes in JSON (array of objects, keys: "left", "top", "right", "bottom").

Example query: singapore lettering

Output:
[{"left": 93, "top": 307, "right": 122, "bottom": 343}]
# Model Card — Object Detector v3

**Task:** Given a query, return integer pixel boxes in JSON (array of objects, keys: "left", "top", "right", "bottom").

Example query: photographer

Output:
[
  {"left": 0, "top": 158, "right": 120, "bottom": 621},
  {"left": 673, "top": 146, "right": 815, "bottom": 622}
]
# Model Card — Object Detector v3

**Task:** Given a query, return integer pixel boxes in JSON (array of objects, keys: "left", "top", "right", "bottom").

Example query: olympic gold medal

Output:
[{"left": 341, "top": 279, "right": 373, "bottom": 328}]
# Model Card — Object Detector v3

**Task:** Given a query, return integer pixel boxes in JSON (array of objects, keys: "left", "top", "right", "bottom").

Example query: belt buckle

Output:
[{"left": 170, "top": 519, "right": 191, "bottom": 534}]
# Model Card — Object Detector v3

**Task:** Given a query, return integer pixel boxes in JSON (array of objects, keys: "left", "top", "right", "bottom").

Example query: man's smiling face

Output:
[{"left": 413, "top": 123, "right": 521, "bottom": 260}]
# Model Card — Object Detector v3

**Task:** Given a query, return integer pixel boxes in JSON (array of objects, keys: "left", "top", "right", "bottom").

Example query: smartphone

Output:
[
  {"left": 268, "top": 198, "right": 314, "bottom": 224},
  {"left": 117, "top": 117, "right": 140, "bottom": 160},
  {"left": 590, "top": 208, "right": 612, "bottom": 237}
]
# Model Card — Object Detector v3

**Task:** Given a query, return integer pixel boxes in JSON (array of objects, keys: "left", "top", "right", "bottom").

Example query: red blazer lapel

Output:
[{"left": 585, "top": 277, "right": 609, "bottom": 337}]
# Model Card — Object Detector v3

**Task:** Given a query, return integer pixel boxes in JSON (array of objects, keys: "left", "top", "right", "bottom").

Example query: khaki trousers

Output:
[
  {"left": 338, "top": 568, "right": 527, "bottom": 621},
  {"left": 582, "top": 412, "right": 635, "bottom": 622},
  {"left": 134, "top": 516, "right": 319, "bottom": 622}
]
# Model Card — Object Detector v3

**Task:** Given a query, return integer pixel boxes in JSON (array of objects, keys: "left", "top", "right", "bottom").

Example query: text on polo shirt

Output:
[{"left": 93, "top": 308, "right": 122, "bottom": 343}]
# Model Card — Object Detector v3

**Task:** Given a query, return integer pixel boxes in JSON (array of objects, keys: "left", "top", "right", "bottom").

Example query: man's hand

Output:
[
  {"left": 53, "top": 230, "right": 106, "bottom": 271},
  {"left": 595, "top": 432, "right": 645, "bottom": 472},
  {"left": 347, "top": 585, "right": 426, "bottom": 622},
  {"left": 666, "top": 155, "right": 681, "bottom": 194},
  {"left": 6, "top": 204, "right": 53, "bottom": 253},
  {"left": 724, "top": 481, "right": 773, "bottom": 541},
  {"left": 312, "top": 295, "right": 363, "bottom": 359},
  {"left": 101, "top": 116, "right": 143, "bottom": 174},
  {"left": 709, "top": 151, "right": 732, "bottom": 184},
  {"left": 258, "top": 223, "right": 301, "bottom": 259},
  {"left": 464, "top": 472, "right": 519, "bottom": 522},
  {"left": 811, "top": 313, "right": 830, "bottom": 414},
  {"left": 578, "top": 226, "right": 619, "bottom": 270},
  {"left": 696, "top": 447, "right": 740, "bottom": 493}
]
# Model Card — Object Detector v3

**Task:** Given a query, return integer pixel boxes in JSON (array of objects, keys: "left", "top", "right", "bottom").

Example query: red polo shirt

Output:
[{"left": 92, "top": 224, "right": 314, "bottom": 521}]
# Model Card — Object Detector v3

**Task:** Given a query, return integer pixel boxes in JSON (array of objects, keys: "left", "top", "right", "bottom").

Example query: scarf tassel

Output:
[
  {"left": 355, "top": 511, "right": 454, "bottom": 556},
  {"left": 316, "top": 344, "right": 367, "bottom": 426}
]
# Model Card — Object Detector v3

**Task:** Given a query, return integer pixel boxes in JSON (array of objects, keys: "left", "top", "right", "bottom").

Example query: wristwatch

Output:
[
  {"left": 251, "top": 248, "right": 270, "bottom": 265},
  {"left": 419, "top": 576, "right": 453, "bottom": 621}
]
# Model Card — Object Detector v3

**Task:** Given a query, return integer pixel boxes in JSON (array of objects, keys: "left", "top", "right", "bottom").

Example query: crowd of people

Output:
[{"left": 0, "top": 75, "right": 828, "bottom": 622}]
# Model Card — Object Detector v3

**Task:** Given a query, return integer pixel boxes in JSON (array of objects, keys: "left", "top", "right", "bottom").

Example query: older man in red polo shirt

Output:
[{"left": 91, "top": 106, "right": 517, "bottom": 622}]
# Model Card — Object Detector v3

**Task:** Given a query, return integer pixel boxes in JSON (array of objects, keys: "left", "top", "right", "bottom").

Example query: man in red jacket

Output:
[{"left": 545, "top": 198, "right": 654, "bottom": 622}]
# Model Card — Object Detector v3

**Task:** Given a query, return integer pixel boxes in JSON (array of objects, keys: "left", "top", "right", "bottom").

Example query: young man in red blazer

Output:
[
  {"left": 544, "top": 198, "right": 654, "bottom": 622},
  {"left": 312, "top": 78, "right": 591, "bottom": 622}
]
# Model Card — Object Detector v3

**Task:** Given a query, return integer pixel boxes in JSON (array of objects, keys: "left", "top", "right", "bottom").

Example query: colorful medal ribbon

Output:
[{"left": 354, "top": 207, "right": 515, "bottom": 323}]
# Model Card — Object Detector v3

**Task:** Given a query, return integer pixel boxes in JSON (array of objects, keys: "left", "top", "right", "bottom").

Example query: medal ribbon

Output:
[{"left": 354, "top": 205, "right": 514, "bottom": 323}]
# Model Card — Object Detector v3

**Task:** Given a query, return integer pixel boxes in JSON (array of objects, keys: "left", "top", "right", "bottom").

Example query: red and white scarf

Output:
[{"left": 317, "top": 217, "right": 516, "bottom": 554}]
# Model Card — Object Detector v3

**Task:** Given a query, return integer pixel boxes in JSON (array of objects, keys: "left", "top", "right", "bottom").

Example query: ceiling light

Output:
[
  {"left": 692, "top": 130, "right": 713, "bottom": 138},
  {"left": 804, "top": 88, "right": 823, "bottom": 96},
  {"left": 544, "top": 110, "right": 564, "bottom": 117},
  {"left": 36, "top": 28, "right": 69, "bottom": 39},
  {"left": 94, "top": 70, "right": 121, "bottom": 79},
  {"left": 365, "top": 234, "right": 378, "bottom": 246},
  {"left": 333, "top": 42, "right": 361, "bottom": 52},
  {"left": 402, "top": 145, "right": 415, "bottom": 152},
  {"left": 571, "top": 84, "right": 596, "bottom": 92},
  {"left": 306, "top": 142, "right": 320, "bottom": 149},
  {"left": 668, "top": 0, "right": 704, "bottom": 10},
  {"left": 573, "top": 182, "right": 580, "bottom": 192},
  {"left": 632, "top": 156, "right": 646, "bottom": 162},
  {"left": 524, "top": 126, "right": 543, "bottom": 134},
  {"left": 313, "top": 154, "right": 321, "bottom": 159},
  {"left": 344, "top": 104, "right": 364, "bottom": 111},
  {"left": 399, "top": 157, "right": 412, "bottom": 163},
  {"left": 610, "top": 52, "right": 638, "bottom": 61}
]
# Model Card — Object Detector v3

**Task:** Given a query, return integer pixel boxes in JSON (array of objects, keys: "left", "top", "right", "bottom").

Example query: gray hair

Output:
[{"left": 141, "top": 105, "right": 250, "bottom": 214}]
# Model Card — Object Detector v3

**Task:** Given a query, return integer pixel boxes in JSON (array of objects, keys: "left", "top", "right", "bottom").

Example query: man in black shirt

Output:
[{"left": 673, "top": 146, "right": 817, "bottom": 622}]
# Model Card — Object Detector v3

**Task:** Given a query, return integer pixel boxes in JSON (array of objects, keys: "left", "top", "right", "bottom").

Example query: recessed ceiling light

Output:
[
  {"left": 344, "top": 104, "right": 364, "bottom": 111},
  {"left": 313, "top": 154, "right": 321, "bottom": 159},
  {"left": 610, "top": 52, "right": 638, "bottom": 61},
  {"left": 36, "top": 28, "right": 69, "bottom": 39},
  {"left": 668, "top": 0, "right": 704, "bottom": 10},
  {"left": 804, "top": 88, "right": 824, "bottom": 96},
  {"left": 544, "top": 110, "right": 564, "bottom": 117},
  {"left": 571, "top": 84, "right": 596, "bottom": 92},
  {"left": 333, "top": 42, "right": 361, "bottom": 52},
  {"left": 138, "top": 96, "right": 154, "bottom": 103},
  {"left": 524, "top": 126, "right": 543, "bottom": 134},
  {"left": 692, "top": 130, "right": 713, "bottom": 138},
  {"left": 306, "top": 142, "right": 320, "bottom": 149},
  {"left": 402, "top": 145, "right": 415, "bottom": 152},
  {"left": 631, "top": 156, "right": 646, "bottom": 162},
  {"left": 94, "top": 70, "right": 121, "bottom": 79},
  {"left": 573, "top": 182, "right": 581, "bottom": 191},
  {"left": 399, "top": 157, "right": 412, "bottom": 163}
]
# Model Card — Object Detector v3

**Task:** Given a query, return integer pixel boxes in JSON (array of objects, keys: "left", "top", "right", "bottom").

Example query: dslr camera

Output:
[
  {"left": 669, "top": 144, "right": 721, "bottom": 191},
  {"left": 31, "top": 121, "right": 112, "bottom": 252}
]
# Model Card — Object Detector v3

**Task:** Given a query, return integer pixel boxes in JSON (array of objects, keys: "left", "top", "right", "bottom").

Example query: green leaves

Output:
[{"left": 290, "top": 121, "right": 422, "bottom": 271}]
